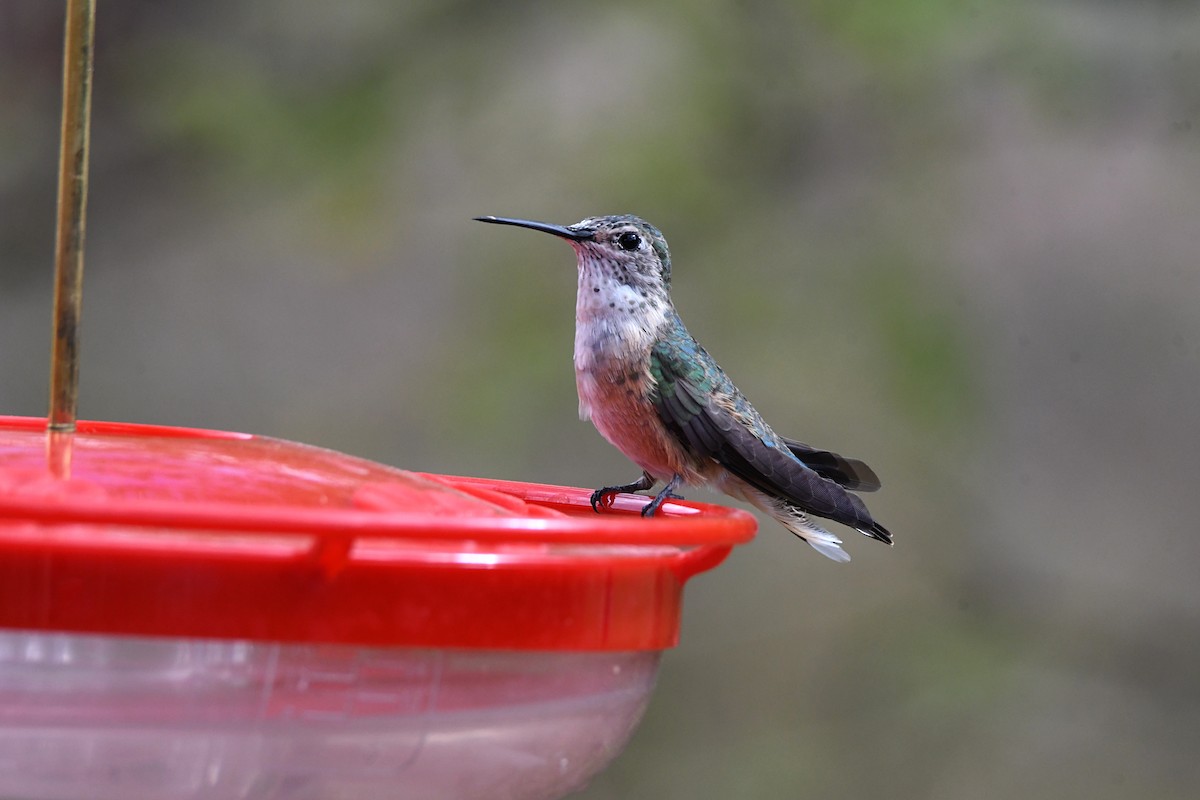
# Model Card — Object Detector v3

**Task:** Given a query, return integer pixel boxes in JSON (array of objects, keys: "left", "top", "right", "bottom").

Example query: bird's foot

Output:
[
  {"left": 590, "top": 472, "right": 656, "bottom": 513},
  {"left": 589, "top": 488, "right": 618, "bottom": 512},
  {"left": 640, "top": 474, "right": 684, "bottom": 518}
]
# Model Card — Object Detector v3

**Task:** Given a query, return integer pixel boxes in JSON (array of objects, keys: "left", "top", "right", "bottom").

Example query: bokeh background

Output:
[{"left": 3, "top": 1, "right": 1199, "bottom": 797}]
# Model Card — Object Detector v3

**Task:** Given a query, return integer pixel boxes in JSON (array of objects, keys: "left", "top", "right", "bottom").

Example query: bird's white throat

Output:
[{"left": 574, "top": 272, "right": 669, "bottom": 370}]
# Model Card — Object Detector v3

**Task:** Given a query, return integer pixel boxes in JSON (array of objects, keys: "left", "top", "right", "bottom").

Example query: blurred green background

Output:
[{"left": 3, "top": 1, "right": 1199, "bottom": 797}]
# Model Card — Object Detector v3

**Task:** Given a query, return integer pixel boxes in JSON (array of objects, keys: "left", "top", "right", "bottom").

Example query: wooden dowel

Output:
[{"left": 47, "top": 0, "right": 97, "bottom": 433}]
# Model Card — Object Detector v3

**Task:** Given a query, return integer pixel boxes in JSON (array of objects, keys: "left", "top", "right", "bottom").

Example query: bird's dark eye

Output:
[{"left": 617, "top": 231, "right": 641, "bottom": 251}]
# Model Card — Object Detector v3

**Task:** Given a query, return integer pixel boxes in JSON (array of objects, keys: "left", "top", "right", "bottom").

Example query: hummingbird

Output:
[{"left": 475, "top": 214, "right": 892, "bottom": 562}]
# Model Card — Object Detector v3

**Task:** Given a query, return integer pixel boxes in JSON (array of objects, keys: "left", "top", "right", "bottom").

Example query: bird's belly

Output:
[{"left": 576, "top": 366, "right": 707, "bottom": 484}]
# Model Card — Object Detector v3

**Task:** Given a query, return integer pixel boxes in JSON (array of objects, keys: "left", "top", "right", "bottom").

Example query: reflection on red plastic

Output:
[{"left": 0, "top": 416, "right": 755, "bottom": 651}]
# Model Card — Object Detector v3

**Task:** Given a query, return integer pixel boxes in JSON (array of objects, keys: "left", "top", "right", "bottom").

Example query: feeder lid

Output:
[{"left": 0, "top": 416, "right": 755, "bottom": 651}]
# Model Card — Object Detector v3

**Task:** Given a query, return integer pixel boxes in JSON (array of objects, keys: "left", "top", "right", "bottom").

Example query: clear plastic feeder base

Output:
[{"left": 0, "top": 631, "right": 659, "bottom": 800}]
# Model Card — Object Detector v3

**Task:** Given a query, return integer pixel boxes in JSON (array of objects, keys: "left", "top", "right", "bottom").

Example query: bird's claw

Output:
[
  {"left": 590, "top": 475, "right": 656, "bottom": 513},
  {"left": 639, "top": 489, "right": 683, "bottom": 518},
  {"left": 589, "top": 489, "right": 618, "bottom": 514}
]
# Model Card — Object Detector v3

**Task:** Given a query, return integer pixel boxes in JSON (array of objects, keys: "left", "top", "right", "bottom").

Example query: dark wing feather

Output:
[
  {"left": 780, "top": 439, "right": 881, "bottom": 492},
  {"left": 649, "top": 331, "right": 889, "bottom": 542}
]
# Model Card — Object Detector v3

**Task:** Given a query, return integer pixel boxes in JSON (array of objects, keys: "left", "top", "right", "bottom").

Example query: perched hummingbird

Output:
[{"left": 475, "top": 214, "right": 892, "bottom": 561}]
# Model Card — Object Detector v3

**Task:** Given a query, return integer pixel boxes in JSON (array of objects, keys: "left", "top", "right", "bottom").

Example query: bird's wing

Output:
[
  {"left": 648, "top": 336, "right": 883, "bottom": 534},
  {"left": 780, "top": 438, "right": 881, "bottom": 492}
]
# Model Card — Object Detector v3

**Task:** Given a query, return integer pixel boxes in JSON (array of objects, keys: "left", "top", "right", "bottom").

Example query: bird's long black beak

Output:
[{"left": 474, "top": 215, "right": 594, "bottom": 241}]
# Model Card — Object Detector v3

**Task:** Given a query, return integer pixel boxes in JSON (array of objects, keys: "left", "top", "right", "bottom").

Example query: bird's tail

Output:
[
  {"left": 729, "top": 480, "right": 892, "bottom": 562},
  {"left": 750, "top": 494, "right": 851, "bottom": 563}
]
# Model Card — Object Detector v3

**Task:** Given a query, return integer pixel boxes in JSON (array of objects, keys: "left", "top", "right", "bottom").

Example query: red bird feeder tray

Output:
[{"left": 0, "top": 416, "right": 755, "bottom": 798}]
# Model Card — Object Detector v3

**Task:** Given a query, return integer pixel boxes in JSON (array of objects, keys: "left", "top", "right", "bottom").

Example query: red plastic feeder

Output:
[{"left": 0, "top": 415, "right": 755, "bottom": 800}]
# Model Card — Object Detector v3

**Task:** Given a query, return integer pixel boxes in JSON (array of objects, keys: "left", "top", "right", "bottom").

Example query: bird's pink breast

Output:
[{"left": 576, "top": 364, "right": 710, "bottom": 485}]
